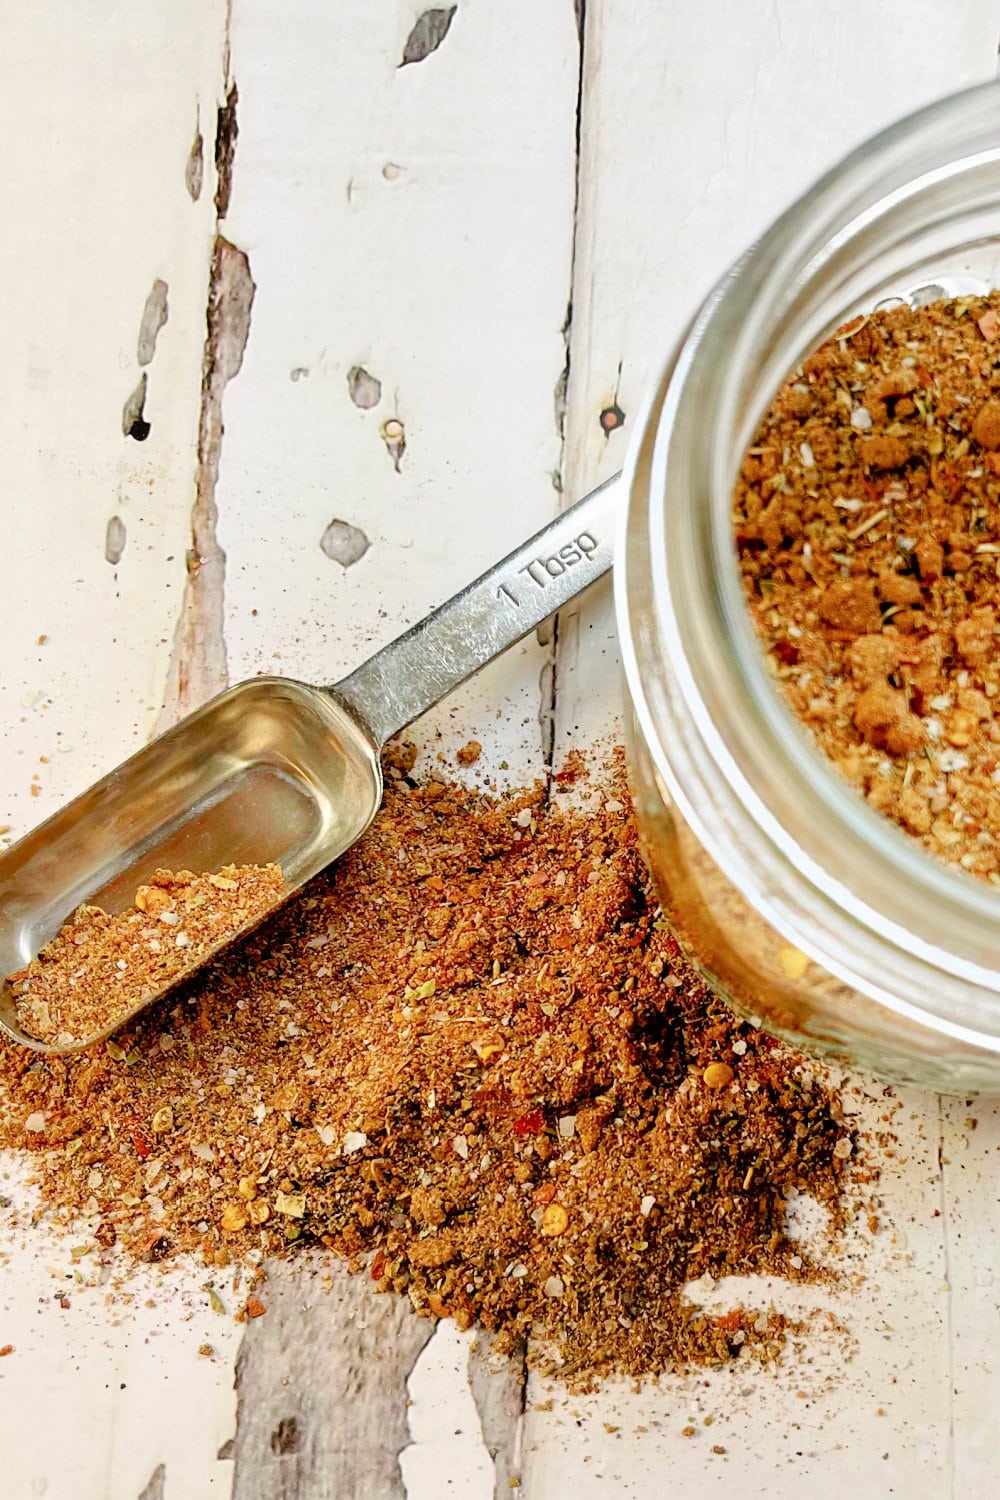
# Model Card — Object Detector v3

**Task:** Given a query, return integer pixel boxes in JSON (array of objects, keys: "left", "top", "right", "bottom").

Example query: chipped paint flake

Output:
[
  {"left": 105, "top": 515, "right": 127, "bottom": 566},
  {"left": 214, "top": 83, "right": 238, "bottom": 219},
  {"left": 321, "top": 519, "right": 370, "bottom": 568},
  {"left": 400, "top": 7, "right": 457, "bottom": 67},
  {"left": 137, "top": 1462, "right": 166, "bottom": 1500},
  {"left": 347, "top": 365, "right": 382, "bottom": 409},
  {"left": 122, "top": 372, "right": 150, "bottom": 440},
  {"left": 137, "top": 279, "right": 169, "bottom": 366},
  {"left": 155, "top": 238, "right": 254, "bottom": 731},
  {"left": 185, "top": 123, "right": 204, "bottom": 202}
]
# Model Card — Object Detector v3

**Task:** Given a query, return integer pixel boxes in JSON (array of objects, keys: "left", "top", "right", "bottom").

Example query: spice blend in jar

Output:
[
  {"left": 0, "top": 756, "right": 860, "bottom": 1382},
  {"left": 735, "top": 291, "right": 1000, "bottom": 878}
]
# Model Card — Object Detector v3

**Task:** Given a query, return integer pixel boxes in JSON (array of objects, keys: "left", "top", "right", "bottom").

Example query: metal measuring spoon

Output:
[{"left": 0, "top": 476, "right": 620, "bottom": 1053}]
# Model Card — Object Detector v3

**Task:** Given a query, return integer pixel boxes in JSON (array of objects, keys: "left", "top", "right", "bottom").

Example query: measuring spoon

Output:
[{"left": 0, "top": 475, "right": 619, "bottom": 1053}]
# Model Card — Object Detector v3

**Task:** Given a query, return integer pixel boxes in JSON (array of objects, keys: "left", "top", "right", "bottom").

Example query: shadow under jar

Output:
[{"left": 618, "top": 81, "right": 1000, "bottom": 1093}]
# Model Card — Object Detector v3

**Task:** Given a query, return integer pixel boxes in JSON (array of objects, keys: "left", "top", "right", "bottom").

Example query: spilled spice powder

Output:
[
  {"left": 735, "top": 290, "right": 1000, "bottom": 878},
  {"left": 9, "top": 864, "right": 284, "bottom": 1046},
  {"left": 0, "top": 756, "right": 857, "bottom": 1381}
]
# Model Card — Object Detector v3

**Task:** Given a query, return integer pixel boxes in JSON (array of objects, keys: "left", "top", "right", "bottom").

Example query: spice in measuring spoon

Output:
[
  {"left": 8, "top": 864, "right": 284, "bottom": 1046},
  {"left": 735, "top": 290, "right": 1000, "bottom": 879}
]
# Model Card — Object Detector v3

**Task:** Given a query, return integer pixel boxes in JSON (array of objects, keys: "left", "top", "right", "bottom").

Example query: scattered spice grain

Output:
[
  {"left": 735, "top": 290, "right": 1000, "bottom": 878},
  {"left": 8, "top": 864, "right": 284, "bottom": 1046},
  {"left": 0, "top": 754, "right": 857, "bottom": 1383}
]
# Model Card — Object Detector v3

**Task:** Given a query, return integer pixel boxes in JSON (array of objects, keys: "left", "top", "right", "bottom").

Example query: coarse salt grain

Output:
[
  {"left": 640, "top": 1195, "right": 656, "bottom": 1217},
  {"left": 343, "top": 1131, "right": 367, "bottom": 1154}
]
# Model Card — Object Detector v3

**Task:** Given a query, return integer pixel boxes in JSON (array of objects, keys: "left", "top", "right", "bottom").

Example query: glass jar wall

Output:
[{"left": 618, "top": 82, "right": 1000, "bottom": 1092}]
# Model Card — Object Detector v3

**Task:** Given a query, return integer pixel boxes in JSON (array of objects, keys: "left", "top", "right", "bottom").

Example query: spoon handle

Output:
[{"left": 330, "top": 473, "right": 620, "bottom": 748}]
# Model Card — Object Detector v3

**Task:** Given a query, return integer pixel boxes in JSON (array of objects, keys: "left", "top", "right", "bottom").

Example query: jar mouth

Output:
[{"left": 619, "top": 81, "right": 1000, "bottom": 1048}]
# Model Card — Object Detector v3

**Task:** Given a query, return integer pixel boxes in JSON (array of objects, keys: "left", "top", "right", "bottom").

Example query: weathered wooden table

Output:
[{"left": 3, "top": 4, "right": 1000, "bottom": 1496}]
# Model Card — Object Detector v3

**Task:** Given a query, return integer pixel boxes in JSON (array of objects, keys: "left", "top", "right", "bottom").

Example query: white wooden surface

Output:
[{"left": 3, "top": 3, "right": 1000, "bottom": 1497}]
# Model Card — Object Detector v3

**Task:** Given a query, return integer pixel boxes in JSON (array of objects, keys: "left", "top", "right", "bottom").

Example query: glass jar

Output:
[{"left": 617, "top": 81, "right": 1000, "bottom": 1092}]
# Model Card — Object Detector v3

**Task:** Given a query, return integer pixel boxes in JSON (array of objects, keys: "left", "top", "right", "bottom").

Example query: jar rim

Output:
[{"left": 618, "top": 80, "right": 1000, "bottom": 1049}]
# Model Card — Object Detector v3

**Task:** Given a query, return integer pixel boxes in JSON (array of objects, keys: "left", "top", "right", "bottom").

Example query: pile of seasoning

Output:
[
  {"left": 735, "top": 290, "right": 1000, "bottom": 877},
  {"left": 0, "top": 755, "right": 857, "bottom": 1381},
  {"left": 9, "top": 865, "right": 284, "bottom": 1046}
]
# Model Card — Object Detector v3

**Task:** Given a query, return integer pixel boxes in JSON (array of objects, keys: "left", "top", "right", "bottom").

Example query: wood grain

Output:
[{"left": 230, "top": 1260, "right": 434, "bottom": 1500}]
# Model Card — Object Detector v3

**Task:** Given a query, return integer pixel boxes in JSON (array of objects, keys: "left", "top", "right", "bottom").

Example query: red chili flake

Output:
[
  {"left": 715, "top": 1310, "right": 743, "bottom": 1332},
  {"left": 553, "top": 766, "right": 578, "bottom": 786},
  {"left": 512, "top": 1108, "right": 545, "bottom": 1136},
  {"left": 916, "top": 365, "right": 933, "bottom": 388},
  {"left": 244, "top": 1297, "right": 266, "bottom": 1319},
  {"left": 370, "top": 1251, "right": 387, "bottom": 1281},
  {"left": 773, "top": 639, "right": 800, "bottom": 666},
  {"left": 532, "top": 1182, "right": 557, "bottom": 1207},
  {"left": 0, "top": 1345, "right": 13, "bottom": 1357},
  {"left": 124, "top": 1114, "right": 151, "bottom": 1159}
]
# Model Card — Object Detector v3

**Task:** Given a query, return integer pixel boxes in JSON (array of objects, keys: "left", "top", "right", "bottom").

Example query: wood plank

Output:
[
  {"left": 218, "top": 0, "right": 580, "bottom": 785},
  {"left": 0, "top": 8, "right": 244, "bottom": 1498},
  {"left": 213, "top": 3, "right": 579, "bottom": 1496},
  {"left": 544, "top": 1, "right": 1000, "bottom": 1495},
  {"left": 0, "top": 5, "right": 228, "bottom": 837}
]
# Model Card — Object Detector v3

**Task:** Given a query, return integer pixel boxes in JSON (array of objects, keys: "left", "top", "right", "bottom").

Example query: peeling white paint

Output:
[{"left": 401, "top": 1324, "right": 495, "bottom": 1500}]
